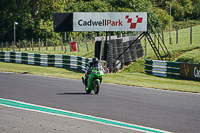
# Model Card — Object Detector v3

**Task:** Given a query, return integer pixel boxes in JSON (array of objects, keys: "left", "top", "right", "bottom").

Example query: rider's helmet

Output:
[{"left": 92, "top": 57, "right": 98, "bottom": 64}]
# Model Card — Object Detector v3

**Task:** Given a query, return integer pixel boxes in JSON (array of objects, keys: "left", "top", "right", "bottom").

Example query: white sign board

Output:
[{"left": 73, "top": 12, "right": 147, "bottom": 32}]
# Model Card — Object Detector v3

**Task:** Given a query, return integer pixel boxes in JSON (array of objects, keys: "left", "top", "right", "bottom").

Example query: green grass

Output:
[
  {"left": 175, "top": 49, "right": 200, "bottom": 64},
  {"left": 105, "top": 73, "right": 200, "bottom": 93},
  {"left": 0, "top": 62, "right": 200, "bottom": 93},
  {"left": 0, "top": 62, "right": 84, "bottom": 79}
]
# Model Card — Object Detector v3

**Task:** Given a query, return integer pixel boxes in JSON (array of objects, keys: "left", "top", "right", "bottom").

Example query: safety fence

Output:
[
  {"left": 145, "top": 59, "right": 180, "bottom": 77},
  {"left": 0, "top": 51, "right": 107, "bottom": 73}
]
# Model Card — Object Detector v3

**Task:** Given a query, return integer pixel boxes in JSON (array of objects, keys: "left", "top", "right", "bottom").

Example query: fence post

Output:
[
  {"left": 25, "top": 40, "right": 27, "bottom": 51},
  {"left": 161, "top": 27, "right": 164, "bottom": 44},
  {"left": 76, "top": 36, "right": 80, "bottom": 52},
  {"left": 46, "top": 38, "right": 48, "bottom": 50},
  {"left": 198, "top": 27, "right": 199, "bottom": 43},
  {"left": 54, "top": 38, "right": 56, "bottom": 51},
  {"left": 69, "top": 37, "right": 71, "bottom": 52},
  {"left": 6, "top": 41, "right": 8, "bottom": 51},
  {"left": 29, "top": 40, "right": 31, "bottom": 50},
  {"left": 19, "top": 40, "right": 21, "bottom": 52},
  {"left": 108, "top": 32, "right": 113, "bottom": 72},
  {"left": 190, "top": 25, "right": 192, "bottom": 44},
  {"left": 1, "top": 42, "right": 3, "bottom": 51},
  {"left": 145, "top": 36, "right": 147, "bottom": 56},
  {"left": 61, "top": 36, "right": 63, "bottom": 51},
  {"left": 32, "top": 38, "right": 34, "bottom": 51},
  {"left": 176, "top": 27, "right": 178, "bottom": 44},
  {"left": 84, "top": 35, "right": 89, "bottom": 52},
  {"left": 64, "top": 37, "right": 67, "bottom": 53},
  {"left": 39, "top": 38, "right": 41, "bottom": 51},
  {"left": 12, "top": 41, "right": 14, "bottom": 51}
]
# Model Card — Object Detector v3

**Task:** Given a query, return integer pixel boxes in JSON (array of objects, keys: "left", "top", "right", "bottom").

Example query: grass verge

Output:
[
  {"left": 1, "top": 62, "right": 200, "bottom": 93},
  {"left": 175, "top": 48, "right": 200, "bottom": 64}
]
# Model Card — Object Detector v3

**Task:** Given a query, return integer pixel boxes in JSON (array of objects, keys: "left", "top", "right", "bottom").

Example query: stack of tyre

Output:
[{"left": 95, "top": 36, "right": 144, "bottom": 71}]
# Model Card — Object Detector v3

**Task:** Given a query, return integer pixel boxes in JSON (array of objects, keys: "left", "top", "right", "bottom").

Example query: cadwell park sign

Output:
[
  {"left": 73, "top": 12, "right": 147, "bottom": 31},
  {"left": 53, "top": 12, "right": 147, "bottom": 32}
]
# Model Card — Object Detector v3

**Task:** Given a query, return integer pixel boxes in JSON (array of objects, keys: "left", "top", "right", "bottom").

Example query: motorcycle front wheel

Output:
[
  {"left": 85, "top": 86, "right": 91, "bottom": 94},
  {"left": 94, "top": 81, "right": 100, "bottom": 94}
]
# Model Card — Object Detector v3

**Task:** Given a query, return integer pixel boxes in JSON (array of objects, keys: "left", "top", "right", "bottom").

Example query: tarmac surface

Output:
[{"left": 0, "top": 72, "right": 200, "bottom": 133}]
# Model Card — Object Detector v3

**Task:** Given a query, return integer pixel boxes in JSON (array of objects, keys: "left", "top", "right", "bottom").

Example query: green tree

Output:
[
  {"left": 192, "top": 0, "right": 200, "bottom": 20},
  {"left": 164, "top": 0, "right": 193, "bottom": 21},
  {"left": 0, "top": 0, "right": 33, "bottom": 41}
]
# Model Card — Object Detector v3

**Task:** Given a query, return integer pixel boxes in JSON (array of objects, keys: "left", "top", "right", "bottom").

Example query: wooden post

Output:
[
  {"left": 161, "top": 27, "right": 164, "bottom": 44},
  {"left": 46, "top": 39, "right": 48, "bottom": 50},
  {"left": 190, "top": 25, "right": 192, "bottom": 44},
  {"left": 25, "top": 40, "right": 27, "bottom": 51},
  {"left": 76, "top": 36, "right": 80, "bottom": 52},
  {"left": 158, "top": 33, "right": 159, "bottom": 51},
  {"left": 39, "top": 38, "right": 41, "bottom": 51},
  {"left": 145, "top": 36, "right": 147, "bottom": 56},
  {"left": 19, "top": 40, "right": 21, "bottom": 52},
  {"left": 85, "top": 38, "right": 89, "bottom": 52},
  {"left": 69, "top": 37, "right": 71, "bottom": 52},
  {"left": 6, "top": 41, "right": 8, "bottom": 51},
  {"left": 1, "top": 42, "right": 3, "bottom": 51},
  {"left": 176, "top": 27, "right": 178, "bottom": 44},
  {"left": 61, "top": 36, "right": 63, "bottom": 51},
  {"left": 29, "top": 40, "right": 31, "bottom": 50},
  {"left": 92, "top": 36, "right": 94, "bottom": 44},
  {"left": 12, "top": 41, "right": 14, "bottom": 51},
  {"left": 32, "top": 38, "right": 34, "bottom": 51},
  {"left": 54, "top": 38, "right": 56, "bottom": 51}
]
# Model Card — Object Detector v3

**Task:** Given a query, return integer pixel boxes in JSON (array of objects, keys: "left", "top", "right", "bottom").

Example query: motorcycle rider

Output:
[{"left": 82, "top": 57, "right": 99, "bottom": 86}]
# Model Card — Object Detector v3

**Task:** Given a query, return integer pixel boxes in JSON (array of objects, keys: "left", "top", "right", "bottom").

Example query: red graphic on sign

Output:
[{"left": 125, "top": 15, "right": 143, "bottom": 29}]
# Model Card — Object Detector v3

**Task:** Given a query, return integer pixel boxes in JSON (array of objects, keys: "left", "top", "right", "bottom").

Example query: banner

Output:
[
  {"left": 180, "top": 63, "right": 200, "bottom": 81},
  {"left": 73, "top": 12, "right": 147, "bottom": 32}
]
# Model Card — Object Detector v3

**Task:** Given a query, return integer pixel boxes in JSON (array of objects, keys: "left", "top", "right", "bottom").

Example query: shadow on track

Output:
[{"left": 56, "top": 92, "right": 93, "bottom": 95}]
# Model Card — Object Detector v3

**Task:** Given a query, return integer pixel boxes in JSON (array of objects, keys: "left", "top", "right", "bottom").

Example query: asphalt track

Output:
[{"left": 0, "top": 72, "right": 200, "bottom": 133}]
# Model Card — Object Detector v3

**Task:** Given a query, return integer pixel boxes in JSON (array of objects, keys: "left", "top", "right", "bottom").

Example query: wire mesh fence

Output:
[
  {"left": 0, "top": 36, "right": 96, "bottom": 54},
  {"left": 140, "top": 25, "right": 200, "bottom": 58}
]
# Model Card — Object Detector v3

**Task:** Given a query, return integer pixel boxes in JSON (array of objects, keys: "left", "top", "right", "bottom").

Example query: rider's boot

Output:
[
  {"left": 85, "top": 75, "right": 88, "bottom": 86},
  {"left": 82, "top": 77, "right": 85, "bottom": 85}
]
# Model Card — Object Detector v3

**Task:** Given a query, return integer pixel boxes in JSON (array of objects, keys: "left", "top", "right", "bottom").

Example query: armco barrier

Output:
[
  {"left": 0, "top": 51, "right": 107, "bottom": 73},
  {"left": 145, "top": 59, "right": 180, "bottom": 77}
]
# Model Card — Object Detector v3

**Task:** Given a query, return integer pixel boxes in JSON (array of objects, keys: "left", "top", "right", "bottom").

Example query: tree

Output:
[
  {"left": 192, "top": 0, "right": 200, "bottom": 20},
  {"left": 0, "top": 0, "right": 33, "bottom": 41}
]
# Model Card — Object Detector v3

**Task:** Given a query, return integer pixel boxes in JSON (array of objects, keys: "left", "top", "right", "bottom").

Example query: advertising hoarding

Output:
[{"left": 180, "top": 63, "right": 200, "bottom": 81}]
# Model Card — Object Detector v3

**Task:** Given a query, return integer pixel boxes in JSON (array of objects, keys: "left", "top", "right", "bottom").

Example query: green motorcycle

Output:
[{"left": 82, "top": 65, "right": 104, "bottom": 94}]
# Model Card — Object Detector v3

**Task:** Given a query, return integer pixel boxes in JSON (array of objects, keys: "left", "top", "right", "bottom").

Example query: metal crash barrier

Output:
[{"left": 0, "top": 51, "right": 107, "bottom": 73}]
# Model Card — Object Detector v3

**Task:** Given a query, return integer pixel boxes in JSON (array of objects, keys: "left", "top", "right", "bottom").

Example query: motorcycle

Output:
[{"left": 82, "top": 65, "right": 104, "bottom": 94}]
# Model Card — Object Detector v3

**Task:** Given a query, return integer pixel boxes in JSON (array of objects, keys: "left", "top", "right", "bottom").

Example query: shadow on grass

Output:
[
  {"left": 63, "top": 68, "right": 84, "bottom": 74},
  {"left": 145, "top": 73, "right": 182, "bottom": 80},
  {"left": 22, "top": 71, "right": 31, "bottom": 74}
]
